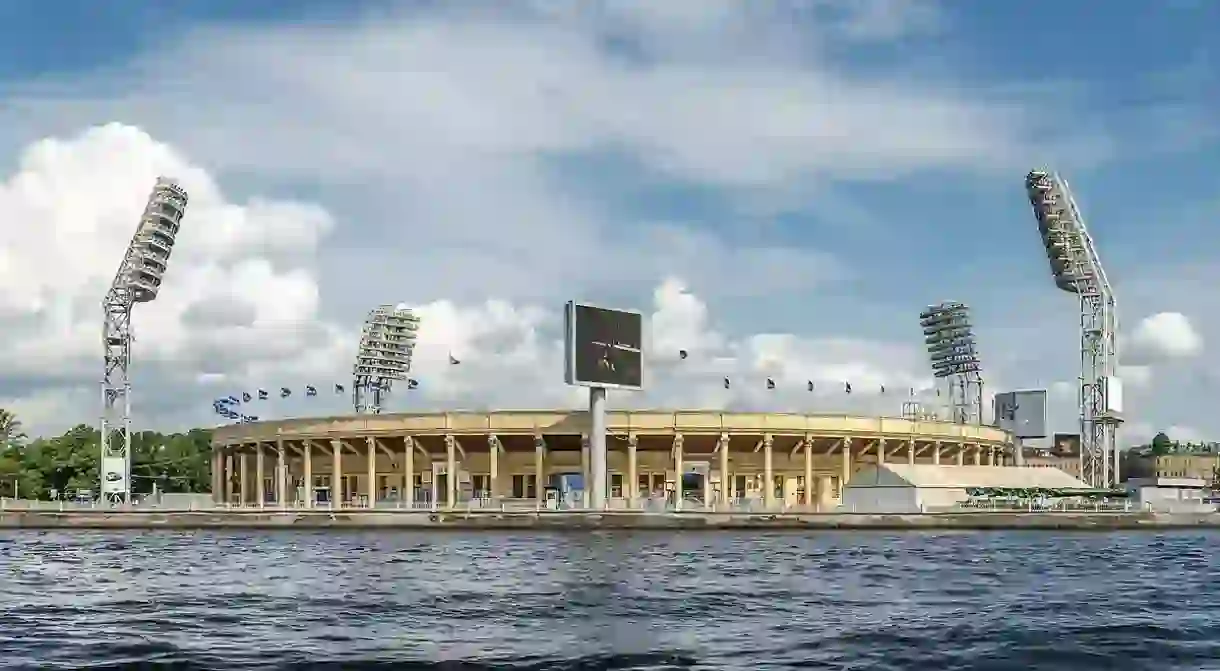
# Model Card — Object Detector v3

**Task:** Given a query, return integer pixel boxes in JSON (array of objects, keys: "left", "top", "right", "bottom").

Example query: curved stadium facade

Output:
[{"left": 209, "top": 410, "right": 1013, "bottom": 511}]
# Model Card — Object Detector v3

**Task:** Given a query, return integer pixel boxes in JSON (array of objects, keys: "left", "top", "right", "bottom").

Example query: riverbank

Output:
[{"left": 2, "top": 509, "right": 1220, "bottom": 530}]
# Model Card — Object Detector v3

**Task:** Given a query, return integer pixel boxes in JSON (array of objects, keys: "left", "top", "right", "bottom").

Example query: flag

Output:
[
  {"left": 909, "top": 387, "right": 915, "bottom": 397},
  {"left": 807, "top": 380, "right": 814, "bottom": 392},
  {"left": 845, "top": 382, "right": 852, "bottom": 394},
  {"left": 258, "top": 389, "right": 269, "bottom": 400},
  {"left": 723, "top": 377, "right": 731, "bottom": 389},
  {"left": 242, "top": 392, "right": 252, "bottom": 403},
  {"left": 407, "top": 378, "right": 420, "bottom": 390},
  {"left": 240, "top": 414, "right": 258, "bottom": 423},
  {"left": 226, "top": 395, "right": 240, "bottom": 405},
  {"left": 334, "top": 383, "right": 344, "bottom": 394},
  {"left": 306, "top": 385, "right": 318, "bottom": 397},
  {"left": 280, "top": 387, "right": 291, "bottom": 398},
  {"left": 448, "top": 354, "right": 461, "bottom": 365},
  {"left": 679, "top": 349, "right": 688, "bottom": 360},
  {"left": 765, "top": 378, "right": 775, "bottom": 390},
  {"left": 880, "top": 385, "right": 886, "bottom": 394}
]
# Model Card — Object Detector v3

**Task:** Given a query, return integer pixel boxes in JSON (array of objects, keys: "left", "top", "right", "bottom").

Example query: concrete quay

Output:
[{"left": 3, "top": 509, "right": 1220, "bottom": 531}]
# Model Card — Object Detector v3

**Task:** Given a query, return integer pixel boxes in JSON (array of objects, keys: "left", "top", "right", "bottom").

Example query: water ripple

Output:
[{"left": 1, "top": 530, "right": 1219, "bottom": 669}]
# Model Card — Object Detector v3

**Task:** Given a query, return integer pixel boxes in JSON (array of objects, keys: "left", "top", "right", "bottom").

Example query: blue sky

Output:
[{"left": 0, "top": 0, "right": 1216, "bottom": 440}]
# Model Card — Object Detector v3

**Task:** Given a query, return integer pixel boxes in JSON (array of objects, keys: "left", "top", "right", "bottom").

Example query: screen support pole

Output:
[{"left": 589, "top": 386, "right": 608, "bottom": 510}]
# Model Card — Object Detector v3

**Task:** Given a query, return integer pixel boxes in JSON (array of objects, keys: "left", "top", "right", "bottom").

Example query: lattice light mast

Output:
[
  {"left": 353, "top": 304, "right": 419, "bottom": 414},
  {"left": 920, "top": 301, "right": 984, "bottom": 425},
  {"left": 1024, "top": 170, "right": 1122, "bottom": 488},
  {"left": 100, "top": 178, "right": 189, "bottom": 504}
]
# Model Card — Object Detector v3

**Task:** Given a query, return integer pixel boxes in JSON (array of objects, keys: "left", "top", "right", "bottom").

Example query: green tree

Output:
[
  {"left": 0, "top": 409, "right": 26, "bottom": 448},
  {"left": 1150, "top": 432, "right": 1172, "bottom": 456},
  {"left": 0, "top": 408, "right": 213, "bottom": 500}
]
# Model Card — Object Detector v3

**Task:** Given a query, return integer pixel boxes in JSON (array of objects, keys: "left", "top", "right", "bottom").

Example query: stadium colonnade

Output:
[{"left": 209, "top": 410, "right": 1014, "bottom": 511}]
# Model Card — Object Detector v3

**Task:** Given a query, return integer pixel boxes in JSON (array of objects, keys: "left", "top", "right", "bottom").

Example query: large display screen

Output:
[{"left": 564, "top": 302, "right": 643, "bottom": 389}]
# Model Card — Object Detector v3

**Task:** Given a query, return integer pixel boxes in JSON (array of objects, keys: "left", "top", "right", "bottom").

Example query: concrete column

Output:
[
  {"left": 238, "top": 451, "right": 249, "bottom": 506},
  {"left": 986, "top": 446, "right": 994, "bottom": 467},
  {"left": 932, "top": 441, "right": 941, "bottom": 465},
  {"left": 580, "top": 435, "right": 590, "bottom": 508},
  {"left": 840, "top": 438, "right": 852, "bottom": 491},
  {"left": 255, "top": 444, "right": 265, "bottom": 508},
  {"left": 702, "top": 463, "right": 712, "bottom": 511},
  {"left": 956, "top": 444, "right": 965, "bottom": 466},
  {"left": 817, "top": 475, "right": 833, "bottom": 511},
  {"left": 445, "top": 434, "right": 457, "bottom": 509},
  {"left": 803, "top": 438, "right": 814, "bottom": 507},
  {"left": 330, "top": 439, "right": 342, "bottom": 508},
  {"left": 627, "top": 435, "right": 638, "bottom": 508},
  {"left": 534, "top": 436, "right": 545, "bottom": 506},
  {"left": 718, "top": 433, "right": 730, "bottom": 508},
  {"left": 303, "top": 440, "right": 313, "bottom": 508},
  {"left": 277, "top": 438, "right": 288, "bottom": 507},
  {"left": 762, "top": 434, "right": 775, "bottom": 509},
  {"left": 366, "top": 437, "right": 377, "bottom": 507},
  {"left": 225, "top": 453, "right": 235, "bottom": 504},
  {"left": 673, "top": 433, "right": 684, "bottom": 511},
  {"left": 972, "top": 444, "right": 982, "bottom": 466},
  {"left": 403, "top": 437, "right": 415, "bottom": 508},
  {"left": 907, "top": 440, "right": 916, "bottom": 465},
  {"left": 488, "top": 435, "right": 500, "bottom": 506},
  {"left": 877, "top": 439, "right": 886, "bottom": 464},
  {"left": 211, "top": 448, "right": 222, "bottom": 503}
]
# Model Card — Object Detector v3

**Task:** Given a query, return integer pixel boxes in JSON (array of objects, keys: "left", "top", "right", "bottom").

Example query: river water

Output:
[{"left": 0, "top": 530, "right": 1217, "bottom": 670}]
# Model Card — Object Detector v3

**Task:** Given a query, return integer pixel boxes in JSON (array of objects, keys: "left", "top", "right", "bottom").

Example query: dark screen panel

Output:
[{"left": 572, "top": 305, "right": 642, "bottom": 387}]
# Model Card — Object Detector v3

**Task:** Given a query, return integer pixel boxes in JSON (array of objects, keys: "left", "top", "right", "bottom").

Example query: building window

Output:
[
  {"left": 472, "top": 474, "right": 490, "bottom": 497},
  {"left": 831, "top": 476, "right": 841, "bottom": 498},
  {"left": 610, "top": 473, "right": 624, "bottom": 498},
  {"left": 511, "top": 474, "right": 537, "bottom": 498}
]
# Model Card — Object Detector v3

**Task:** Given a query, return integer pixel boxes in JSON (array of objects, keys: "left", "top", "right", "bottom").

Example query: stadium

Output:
[{"left": 208, "top": 409, "right": 1013, "bottom": 511}]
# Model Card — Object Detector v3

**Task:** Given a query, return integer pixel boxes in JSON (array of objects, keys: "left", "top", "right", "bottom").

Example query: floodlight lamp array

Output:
[
  {"left": 1025, "top": 170, "right": 1089, "bottom": 294},
  {"left": 921, "top": 302, "right": 982, "bottom": 379},
  {"left": 127, "top": 177, "right": 188, "bottom": 303},
  {"left": 353, "top": 304, "right": 419, "bottom": 381}
]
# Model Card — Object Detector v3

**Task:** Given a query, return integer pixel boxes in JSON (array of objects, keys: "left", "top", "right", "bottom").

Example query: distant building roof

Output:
[
  {"left": 1126, "top": 477, "right": 1207, "bottom": 489},
  {"left": 848, "top": 464, "right": 1091, "bottom": 490}
]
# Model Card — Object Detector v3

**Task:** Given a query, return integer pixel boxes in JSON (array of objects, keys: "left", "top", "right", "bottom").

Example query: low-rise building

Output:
[
  {"left": 1123, "top": 444, "right": 1220, "bottom": 484},
  {"left": 1125, "top": 477, "right": 1212, "bottom": 512}
]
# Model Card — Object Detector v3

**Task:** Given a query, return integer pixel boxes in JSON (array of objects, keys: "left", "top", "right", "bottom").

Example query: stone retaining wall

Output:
[{"left": 1, "top": 510, "right": 1218, "bottom": 530}]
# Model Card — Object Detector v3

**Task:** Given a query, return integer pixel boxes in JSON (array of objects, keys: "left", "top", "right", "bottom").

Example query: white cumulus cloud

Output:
[{"left": 1129, "top": 311, "right": 1203, "bottom": 360}]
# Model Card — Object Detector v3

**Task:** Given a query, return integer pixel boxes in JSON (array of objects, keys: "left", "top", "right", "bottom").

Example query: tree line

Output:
[{"left": 0, "top": 408, "right": 212, "bottom": 499}]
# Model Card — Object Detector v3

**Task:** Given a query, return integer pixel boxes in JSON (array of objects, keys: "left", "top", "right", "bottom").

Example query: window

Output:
[
  {"left": 511, "top": 474, "right": 537, "bottom": 498},
  {"left": 472, "top": 474, "right": 490, "bottom": 497},
  {"left": 651, "top": 473, "right": 666, "bottom": 492},
  {"left": 638, "top": 474, "right": 650, "bottom": 496},
  {"left": 831, "top": 476, "right": 841, "bottom": 498},
  {"left": 610, "top": 473, "right": 624, "bottom": 498},
  {"left": 774, "top": 475, "right": 784, "bottom": 499}
]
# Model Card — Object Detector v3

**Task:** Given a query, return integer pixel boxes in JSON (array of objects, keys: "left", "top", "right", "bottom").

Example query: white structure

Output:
[
  {"left": 840, "top": 464, "right": 1090, "bottom": 513},
  {"left": 1125, "top": 477, "right": 1212, "bottom": 513},
  {"left": 100, "top": 178, "right": 189, "bottom": 504},
  {"left": 352, "top": 304, "right": 420, "bottom": 414},
  {"left": 1024, "top": 170, "right": 1123, "bottom": 488}
]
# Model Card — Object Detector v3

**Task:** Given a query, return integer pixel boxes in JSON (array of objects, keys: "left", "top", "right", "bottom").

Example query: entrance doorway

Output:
[{"left": 681, "top": 471, "right": 705, "bottom": 502}]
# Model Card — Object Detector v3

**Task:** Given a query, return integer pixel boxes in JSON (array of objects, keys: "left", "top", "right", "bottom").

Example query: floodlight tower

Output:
[
  {"left": 920, "top": 301, "right": 984, "bottom": 425},
  {"left": 1024, "top": 170, "right": 1122, "bottom": 488},
  {"left": 353, "top": 304, "right": 420, "bottom": 414},
  {"left": 100, "top": 178, "right": 189, "bottom": 504}
]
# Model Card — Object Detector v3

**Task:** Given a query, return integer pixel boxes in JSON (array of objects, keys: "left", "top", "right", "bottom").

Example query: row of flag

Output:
[{"left": 678, "top": 349, "right": 946, "bottom": 396}]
